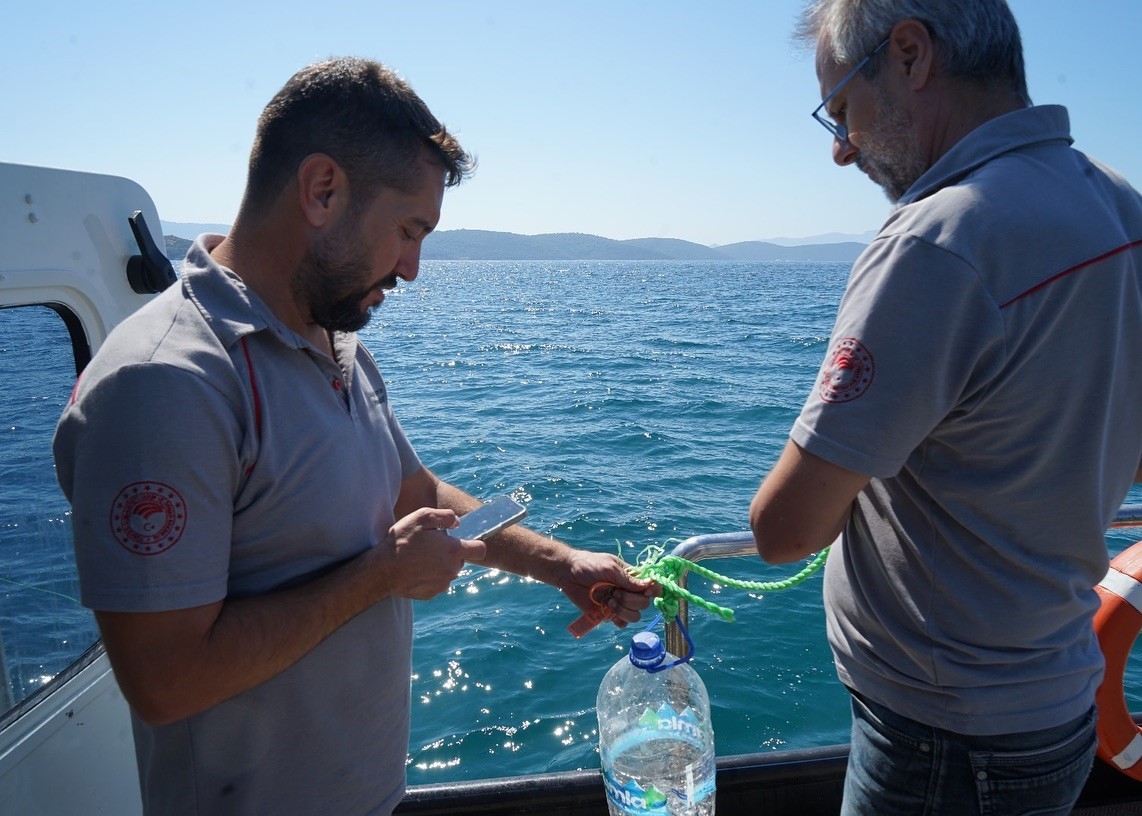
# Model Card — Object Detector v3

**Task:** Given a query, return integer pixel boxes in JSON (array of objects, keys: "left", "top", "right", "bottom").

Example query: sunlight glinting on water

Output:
[
  {"left": 392, "top": 260, "right": 857, "bottom": 781},
  {"left": 5, "top": 264, "right": 1141, "bottom": 786}
]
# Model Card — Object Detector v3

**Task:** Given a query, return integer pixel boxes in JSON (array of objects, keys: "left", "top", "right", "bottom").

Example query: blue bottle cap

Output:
[{"left": 629, "top": 631, "right": 666, "bottom": 670}]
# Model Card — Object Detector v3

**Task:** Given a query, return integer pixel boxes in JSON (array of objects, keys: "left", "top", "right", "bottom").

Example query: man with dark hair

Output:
[
  {"left": 245, "top": 57, "right": 470, "bottom": 211},
  {"left": 749, "top": 2, "right": 1142, "bottom": 813},
  {"left": 53, "top": 57, "right": 653, "bottom": 815}
]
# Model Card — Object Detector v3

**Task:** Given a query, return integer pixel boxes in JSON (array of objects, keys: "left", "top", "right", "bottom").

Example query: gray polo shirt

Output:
[
  {"left": 793, "top": 106, "right": 1142, "bottom": 735},
  {"left": 54, "top": 235, "right": 421, "bottom": 814}
]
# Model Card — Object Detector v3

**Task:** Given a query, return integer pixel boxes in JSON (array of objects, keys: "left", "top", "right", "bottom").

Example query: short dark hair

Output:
[{"left": 244, "top": 57, "right": 474, "bottom": 211}]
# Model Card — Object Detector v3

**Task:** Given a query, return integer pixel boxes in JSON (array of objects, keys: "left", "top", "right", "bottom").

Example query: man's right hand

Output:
[
  {"left": 96, "top": 506, "right": 486, "bottom": 726},
  {"left": 368, "top": 506, "right": 487, "bottom": 600}
]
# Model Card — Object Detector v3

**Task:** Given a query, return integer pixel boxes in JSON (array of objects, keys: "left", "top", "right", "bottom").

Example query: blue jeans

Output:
[{"left": 842, "top": 690, "right": 1096, "bottom": 816}]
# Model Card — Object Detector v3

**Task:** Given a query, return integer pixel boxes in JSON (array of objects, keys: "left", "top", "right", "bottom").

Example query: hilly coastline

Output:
[{"left": 163, "top": 226, "right": 868, "bottom": 263}]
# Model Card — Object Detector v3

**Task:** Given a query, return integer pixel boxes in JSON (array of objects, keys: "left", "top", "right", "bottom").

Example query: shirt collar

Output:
[
  {"left": 897, "top": 105, "right": 1074, "bottom": 206},
  {"left": 181, "top": 234, "right": 310, "bottom": 351}
]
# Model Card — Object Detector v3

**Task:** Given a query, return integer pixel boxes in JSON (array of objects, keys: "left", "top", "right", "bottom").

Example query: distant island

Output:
[
  {"left": 164, "top": 235, "right": 194, "bottom": 259},
  {"left": 163, "top": 226, "right": 868, "bottom": 264}
]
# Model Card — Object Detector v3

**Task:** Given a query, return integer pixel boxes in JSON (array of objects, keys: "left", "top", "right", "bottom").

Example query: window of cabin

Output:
[{"left": 0, "top": 305, "right": 98, "bottom": 716}]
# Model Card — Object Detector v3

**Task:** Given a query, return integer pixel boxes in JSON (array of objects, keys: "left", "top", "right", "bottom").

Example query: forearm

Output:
[
  {"left": 406, "top": 469, "right": 654, "bottom": 620},
  {"left": 98, "top": 551, "right": 393, "bottom": 725},
  {"left": 750, "top": 441, "right": 869, "bottom": 564},
  {"left": 750, "top": 491, "right": 849, "bottom": 563},
  {"left": 99, "top": 505, "right": 479, "bottom": 725},
  {"left": 432, "top": 479, "right": 572, "bottom": 586},
  {"left": 483, "top": 522, "right": 576, "bottom": 586}
]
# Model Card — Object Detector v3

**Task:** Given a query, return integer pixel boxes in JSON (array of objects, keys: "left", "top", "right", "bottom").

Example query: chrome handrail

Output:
[
  {"left": 663, "top": 532, "right": 755, "bottom": 656},
  {"left": 1115, "top": 503, "right": 1142, "bottom": 528},
  {"left": 663, "top": 502, "right": 1142, "bottom": 655}
]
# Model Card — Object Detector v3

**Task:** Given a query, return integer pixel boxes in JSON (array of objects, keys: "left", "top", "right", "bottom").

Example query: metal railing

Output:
[
  {"left": 663, "top": 503, "right": 1142, "bottom": 656},
  {"left": 1114, "top": 504, "right": 1142, "bottom": 528}
]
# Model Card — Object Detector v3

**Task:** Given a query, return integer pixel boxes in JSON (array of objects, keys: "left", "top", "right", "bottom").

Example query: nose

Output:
[
  {"left": 832, "top": 135, "right": 859, "bottom": 167},
  {"left": 395, "top": 240, "right": 422, "bottom": 283}
]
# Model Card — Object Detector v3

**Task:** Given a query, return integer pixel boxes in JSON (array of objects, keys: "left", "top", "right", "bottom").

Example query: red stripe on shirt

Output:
[
  {"left": 999, "top": 239, "right": 1142, "bottom": 309},
  {"left": 239, "top": 336, "right": 262, "bottom": 475}
]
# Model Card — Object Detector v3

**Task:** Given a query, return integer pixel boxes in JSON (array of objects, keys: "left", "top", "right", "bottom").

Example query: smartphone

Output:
[{"left": 450, "top": 496, "right": 528, "bottom": 541}]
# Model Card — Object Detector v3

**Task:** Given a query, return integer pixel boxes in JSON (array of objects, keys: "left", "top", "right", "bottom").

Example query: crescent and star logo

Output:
[
  {"left": 819, "top": 337, "right": 875, "bottom": 403},
  {"left": 109, "top": 482, "right": 187, "bottom": 555}
]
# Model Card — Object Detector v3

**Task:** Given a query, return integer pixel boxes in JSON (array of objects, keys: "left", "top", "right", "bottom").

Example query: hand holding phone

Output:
[{"left": 449, "top": 496, "right": 527, "bottom": 541}]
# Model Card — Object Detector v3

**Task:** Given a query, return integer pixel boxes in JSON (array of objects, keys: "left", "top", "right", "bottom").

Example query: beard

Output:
[
  {"left": 857, "top": 85, "right": 928, "bottom": 203},
  {"left": 292, "top": 223, "right": 379, "bottom": 334}
]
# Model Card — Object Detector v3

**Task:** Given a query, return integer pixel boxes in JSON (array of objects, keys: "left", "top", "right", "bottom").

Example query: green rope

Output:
[{"left": 626, "top": 542, "right": 829, "bottom": 623}]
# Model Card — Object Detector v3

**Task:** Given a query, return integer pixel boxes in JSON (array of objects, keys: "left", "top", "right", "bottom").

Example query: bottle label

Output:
[
  {"left": 601, "top": 753, "right": 715, "bottom": 815},
  {"left": 607, "top": 703, "right": 708, "bottom": 756},
  {"left": 601, "top": 703, "right": 715, "bottom": 814},
  {"left": 638, "top": 703, "right": 704, "bottom": 742}
]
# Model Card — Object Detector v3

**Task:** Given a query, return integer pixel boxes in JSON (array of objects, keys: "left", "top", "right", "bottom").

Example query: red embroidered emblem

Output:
[
  {"left": 820, "top": 337, "right": 875, "bottom": 403},
  {"left": 109, "top": 482, "right": 188, "bottom": 555}
]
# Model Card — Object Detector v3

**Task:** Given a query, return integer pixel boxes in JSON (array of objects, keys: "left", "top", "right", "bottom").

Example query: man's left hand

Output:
[{"left": 559, "top": 551, "right": 658, "bottom": 627}]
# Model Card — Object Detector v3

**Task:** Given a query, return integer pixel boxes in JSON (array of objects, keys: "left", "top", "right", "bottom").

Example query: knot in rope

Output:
[{"left": 627, "top": 542, "right": 830, "bottom": 624}]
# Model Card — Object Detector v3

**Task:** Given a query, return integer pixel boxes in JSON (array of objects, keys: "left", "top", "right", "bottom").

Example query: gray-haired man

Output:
[{"left": 749, "top": 2, "right": 1142, "bottom": 813}]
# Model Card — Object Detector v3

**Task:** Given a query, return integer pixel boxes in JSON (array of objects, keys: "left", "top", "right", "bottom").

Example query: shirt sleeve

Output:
[
  {"left": 791, "top": 233, "right": 1005, "bottom": 478},
  {"left": 53, "top": 362, "right": 245, "bottom": 612}
]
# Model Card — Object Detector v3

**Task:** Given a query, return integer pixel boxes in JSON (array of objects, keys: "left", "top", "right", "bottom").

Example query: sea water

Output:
[
  {"left": 379, "top": 260, "right": 854, "bottom": 783},
  {"left": 2, "top": 259, "right": 1141, "bottom": 784}
]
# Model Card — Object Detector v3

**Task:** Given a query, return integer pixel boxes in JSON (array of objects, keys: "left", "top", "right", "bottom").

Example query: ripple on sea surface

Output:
[
  {"left": 6, "top": 261, "right": 1140, "bottom": 786},
  {"left": 379, "top": 260, "right": 862, "bottom": 782}
]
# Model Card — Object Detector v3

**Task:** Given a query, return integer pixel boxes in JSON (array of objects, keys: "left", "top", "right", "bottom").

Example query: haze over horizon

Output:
[
  {"left": 6, "top": 1, "right": 1136, "bottom": 246},
  {"left": 159, "top": 219, "right": 879, "bottom": 249}
]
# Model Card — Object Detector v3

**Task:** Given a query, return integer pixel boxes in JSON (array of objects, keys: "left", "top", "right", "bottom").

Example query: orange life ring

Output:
[{"left": 1094, "top": 541, "right": 1142, "bottom": 780}]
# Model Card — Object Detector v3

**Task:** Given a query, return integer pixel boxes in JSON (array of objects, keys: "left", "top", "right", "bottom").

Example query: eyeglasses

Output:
[{"left": 811, "top": 38, "right": 890, "bottom": 142}]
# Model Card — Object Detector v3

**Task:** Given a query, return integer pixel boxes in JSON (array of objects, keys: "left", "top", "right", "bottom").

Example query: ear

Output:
[
  {"left": 887, "top": 19, "right": 936, "bottom": 92},
  {"left": 296, "top": 153, "right": 348, "bottom": 228}
]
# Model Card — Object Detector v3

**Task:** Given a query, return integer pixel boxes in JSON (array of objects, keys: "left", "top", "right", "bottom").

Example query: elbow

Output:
[
  {"left": 123, "top": 698, "right": 180, "bottom": 727},
  {"left": 750, "top": 499, "right": 792, "bottom": 564},
  {"left": 753, "top": 535, "right": 781, "bottom": 564},
  {"left": 749, "top": 495, "right": 777, "bottom": 562},
  {"left": 750, "top": 497, "right": 818, "bottom": 565},
  {"left": 749, "top": 496, "right": 767, "bottom": 559},
  {"left": 117, "top": 682, "right": 191, "bottom": 726},
  {"left": 750, "top": 516, "right": 776, "bottom": 563},
  {"left": 136, "top": 708, "right": 183, "bottom": 728},
  {"left": 110, "top": 669, "right": 205, "bottom": 726},
  {"left": 753, "top": 532, "right": 808, "bottom": 565}
]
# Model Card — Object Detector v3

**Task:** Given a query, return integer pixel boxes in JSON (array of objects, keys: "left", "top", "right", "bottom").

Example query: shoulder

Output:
[
  {"left": 880, "top": 138, "right": 1138, "bottom": 297},
  {"left": 84, "top": 284, "right": 246, "bottom": 404}
]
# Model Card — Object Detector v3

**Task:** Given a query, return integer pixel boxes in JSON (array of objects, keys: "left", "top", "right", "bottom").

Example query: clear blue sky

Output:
[{"left": 4, "top": 1, "right": 1136, "bottom": 246}]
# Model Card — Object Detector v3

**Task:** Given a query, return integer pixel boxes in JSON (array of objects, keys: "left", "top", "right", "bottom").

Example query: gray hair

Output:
[{"left": 795, "top": 0, "right": 1030, "bottom": 104}]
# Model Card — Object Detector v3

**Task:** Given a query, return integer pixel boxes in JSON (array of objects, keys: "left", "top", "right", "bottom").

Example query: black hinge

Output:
[{"left": 126, "top": 211, "right": 177, "bottom": 294}]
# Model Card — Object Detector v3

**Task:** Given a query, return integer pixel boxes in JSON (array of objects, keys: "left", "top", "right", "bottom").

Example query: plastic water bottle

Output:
[{"left": 597, "top": 630, "right": 716, "bottom": 816}]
